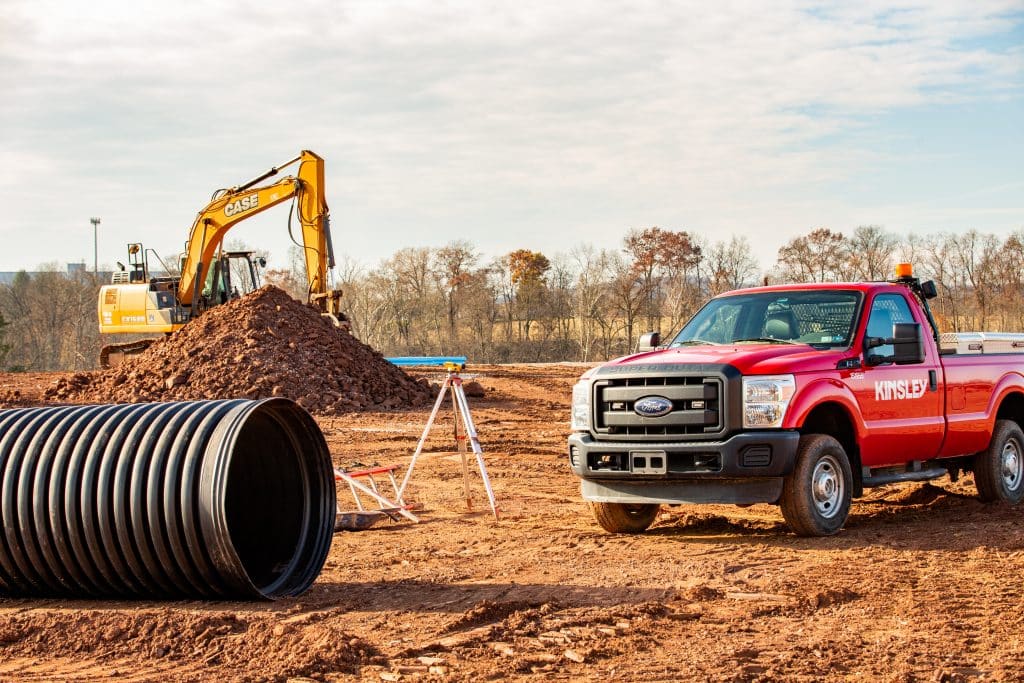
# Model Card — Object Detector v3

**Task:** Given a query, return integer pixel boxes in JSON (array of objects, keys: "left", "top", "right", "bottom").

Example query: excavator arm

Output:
[{"left": 176, "top": 150, "right": 340, "bottom": 314}]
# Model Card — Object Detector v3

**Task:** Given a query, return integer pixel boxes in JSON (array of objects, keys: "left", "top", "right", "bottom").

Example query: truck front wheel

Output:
[
  {"left": 974, "top": 419, "right": 1024, "bottom": 504},
  {"left": 588, "top": 502, "right": 660, "bottom": 533},
  {"left": 780, "top": 434, "right": 853, "bottom": 536}
]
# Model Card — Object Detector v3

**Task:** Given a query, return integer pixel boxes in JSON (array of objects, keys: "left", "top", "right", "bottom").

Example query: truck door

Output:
[{"left": 851, "top": 292, "right": 944, "bottom": 466}]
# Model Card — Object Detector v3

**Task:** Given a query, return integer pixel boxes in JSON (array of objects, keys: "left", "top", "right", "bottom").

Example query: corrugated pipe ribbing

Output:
[{"left": 0, "top": 398, "right": 335, "bottom": 600}]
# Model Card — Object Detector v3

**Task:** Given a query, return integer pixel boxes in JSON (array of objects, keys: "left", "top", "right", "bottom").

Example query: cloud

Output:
[{"left": 0, "top": 0, "right": 1020, "bottom": 271}]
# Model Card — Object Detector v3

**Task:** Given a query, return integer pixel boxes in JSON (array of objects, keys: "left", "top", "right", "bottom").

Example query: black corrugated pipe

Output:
[{"left": 0, "top": 398, "right": 335, "bottom": 600}]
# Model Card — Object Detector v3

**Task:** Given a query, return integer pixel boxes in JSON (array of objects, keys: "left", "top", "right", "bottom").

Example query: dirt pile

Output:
[
  {"left": 0, "top": 609, "right": 375, "bottom": 680},
  {"left": 46, "top": 285, "right": 433, "bottom": 413}
]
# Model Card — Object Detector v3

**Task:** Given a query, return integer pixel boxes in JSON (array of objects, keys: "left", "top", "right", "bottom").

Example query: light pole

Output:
[{"left": 90, "top": 217, "right": 101, "bottom": 277}]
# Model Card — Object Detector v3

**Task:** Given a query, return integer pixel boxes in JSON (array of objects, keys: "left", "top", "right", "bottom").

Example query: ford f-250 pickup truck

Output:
[{"left": 568, "top": 265, "right": 1024, "bottom": 536}]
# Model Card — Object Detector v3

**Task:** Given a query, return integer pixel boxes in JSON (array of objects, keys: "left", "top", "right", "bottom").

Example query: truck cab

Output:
[{"left": 569, "top": 266, "right": 1024, "bottom": 536}]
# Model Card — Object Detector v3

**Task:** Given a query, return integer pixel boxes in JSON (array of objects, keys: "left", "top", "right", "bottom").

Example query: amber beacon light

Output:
[{"left": 894, "top": 263, "right": 914, "bottom": 279}]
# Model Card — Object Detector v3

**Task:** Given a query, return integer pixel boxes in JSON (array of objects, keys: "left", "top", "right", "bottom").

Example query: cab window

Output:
[{"left": 866, "top": 294, "right": 915, "bottom": 358}]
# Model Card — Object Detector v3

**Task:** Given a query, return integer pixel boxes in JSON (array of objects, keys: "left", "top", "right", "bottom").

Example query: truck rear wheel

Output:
[
  {"left": 588, "top": 502, "right": 660, "bottom": 534},
  {"left": 974, "top": 419, "right": 1024, "bottom": 504},
  {"left": 780, "top": 434, "right": 852, "bottom": 536}
]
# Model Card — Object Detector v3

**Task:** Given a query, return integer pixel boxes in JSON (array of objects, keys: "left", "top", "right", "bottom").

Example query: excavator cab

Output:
[{"left": 198, "top": 250, "right": 265, "bottom": 310}]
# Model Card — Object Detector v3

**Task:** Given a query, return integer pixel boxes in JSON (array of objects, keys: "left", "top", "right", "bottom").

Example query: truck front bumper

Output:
[{"left": 568, "top": 430, "right": 800, "bottom": 505}]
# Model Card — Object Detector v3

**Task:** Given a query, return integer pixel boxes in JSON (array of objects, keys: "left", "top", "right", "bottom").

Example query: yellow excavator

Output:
[{"left": 97, "top": 150, "right": 344, "bottom": 367}]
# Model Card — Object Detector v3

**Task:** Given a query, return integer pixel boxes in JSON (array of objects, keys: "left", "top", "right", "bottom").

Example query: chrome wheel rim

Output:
[
  {"left": 812, "top": 455, "right": 844, "bottom": 518},
  {"left": 1001, "top": 438, "right": 1023, "bottom": 492}
]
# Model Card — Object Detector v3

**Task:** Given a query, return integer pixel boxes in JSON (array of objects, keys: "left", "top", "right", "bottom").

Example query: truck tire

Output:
[
  {"left": 973, "top": 419, "right": 1024, "bottom": 504},
  {"left": 588, "top": 502, "right": 660, "bottom": 534},
  {"left": 780, "top": 434, "right": 853, "bottom": 536}
]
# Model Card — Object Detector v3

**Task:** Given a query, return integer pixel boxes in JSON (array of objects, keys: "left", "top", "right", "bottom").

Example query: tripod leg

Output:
[
  {"left": 453, "top": 380, "right": 473, "bottom": 510},
  {"left": 453, "top": 382, "right": 500, "bottom": 520},
  {"left": 397, "top": 376, "right": 449, "bottom": 499}
]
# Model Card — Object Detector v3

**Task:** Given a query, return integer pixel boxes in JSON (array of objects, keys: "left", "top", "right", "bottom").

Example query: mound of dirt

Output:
[
  {"left": 46, "top": 285, "right": 433, "bottom": 413},
  {"left": 0, "top": 609, "right": 377, "bottom": 680}
]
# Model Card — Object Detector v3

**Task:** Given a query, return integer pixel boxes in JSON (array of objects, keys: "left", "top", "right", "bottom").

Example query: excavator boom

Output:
[{"left": 177, "top": 150, "right": 336, "bottom": 311}]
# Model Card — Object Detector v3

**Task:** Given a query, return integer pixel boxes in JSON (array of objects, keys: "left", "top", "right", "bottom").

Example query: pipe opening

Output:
[{"left": 224, "top": 410, "right": 306, "bottom": 591}]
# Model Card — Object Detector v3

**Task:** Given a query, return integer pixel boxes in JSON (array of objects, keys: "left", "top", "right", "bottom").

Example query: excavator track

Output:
[{"left": 99, "top": 339, "right": 156, "bottom": 369}]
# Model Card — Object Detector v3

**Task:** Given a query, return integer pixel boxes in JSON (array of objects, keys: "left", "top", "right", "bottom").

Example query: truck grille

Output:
[{"left": 593, "top": 376, "right": 722, "bottom": 438}]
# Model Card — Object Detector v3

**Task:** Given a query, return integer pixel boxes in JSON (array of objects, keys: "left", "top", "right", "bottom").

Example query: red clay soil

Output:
[
  {"left": 1, "top": 364, "right": 1023, "bottom": 681},
  {"left": 44, "top": 286, "right": 433, "bottom": 413}
]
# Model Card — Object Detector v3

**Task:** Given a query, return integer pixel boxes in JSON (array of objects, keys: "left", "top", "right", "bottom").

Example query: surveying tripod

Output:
[{"left": 397, "top": 362, "right": 499, "bottom": 520}]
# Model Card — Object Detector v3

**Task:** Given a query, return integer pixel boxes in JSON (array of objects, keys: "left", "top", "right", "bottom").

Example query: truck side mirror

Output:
[
  {"left": 637, "top": 332, "right": 661, "bottom": 353},
  {"left": 891, "top": 322, "right": 925, "bottom": 365},
  {"left": 865, "top": 322, "right": 925, "bottom": 365}
]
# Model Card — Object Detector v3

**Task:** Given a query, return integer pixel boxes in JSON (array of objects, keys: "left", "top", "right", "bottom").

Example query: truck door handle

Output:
[{"left": 929, "top": 370, "right": 937, "bottom": 392}]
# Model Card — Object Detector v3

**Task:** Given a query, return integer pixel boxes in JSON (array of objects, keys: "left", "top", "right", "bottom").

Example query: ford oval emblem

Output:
[{"left": 634, "top": 396, "right": 673, "bottom": 418}]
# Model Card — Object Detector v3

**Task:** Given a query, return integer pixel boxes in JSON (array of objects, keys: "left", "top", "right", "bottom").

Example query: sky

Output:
[{"left": 0, "top": 0, "right": 1021, "bottom": 276}]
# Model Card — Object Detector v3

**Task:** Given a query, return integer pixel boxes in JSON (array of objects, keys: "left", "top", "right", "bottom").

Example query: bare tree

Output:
[
  {"left": 917, "top": 233, "right": 965, "bottom": 331},
  {"left": 950, "top": 230, "right": 1000, "bottom": 329},
  {"left": 996, "top": 231, "right": 1024, "bottom": 329},
  {"left": 460, "top": 267, "right": 500, "bottom": 360},
  {"left": 489, "top": 254, "right": 517, "bottom": 344},
  {"left": 623, "top": 227, "right": 702, "bottom": 332},
  {"left": 0, "top": 266, "right": 105, "bottom": 371},
  {"left": 569, "top": 245, "right": 615, "bottom": 361},
  {"left": 777, "top": 228, "right": 849, "bottom": 282},
  {"left": 608, "top": 251, "right": 645, "bottom": 352},
  {"left": 707, "top": 235, "right": 759, "bottom": 295},
  {"left": 433, "top": 240, "right": 479, "bottom": 349},
  {"left": 0, "top": 311, "right": 10, "bottom": 369},
  {"left": 847, "top": 226, "right": 898, "bottom": 281},
  {"left": 543, "top": 254, "right": 575, "bottom": 348}
]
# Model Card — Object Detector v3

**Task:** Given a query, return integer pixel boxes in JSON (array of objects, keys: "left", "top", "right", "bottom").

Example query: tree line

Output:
[
  {"left": 0, "top": 269, "right": 104, "bottom": 372},
  {"left": 1, "top": 225, "right": 1023, "bottom": 371},
  {"left": 267, "top": 225, "right": 1024, "bottom": 363}
]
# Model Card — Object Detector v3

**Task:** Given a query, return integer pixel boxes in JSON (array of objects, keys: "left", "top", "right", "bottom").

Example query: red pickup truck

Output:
[{"left": 568, "top": 266, "right": 1024, "bottom": 536}]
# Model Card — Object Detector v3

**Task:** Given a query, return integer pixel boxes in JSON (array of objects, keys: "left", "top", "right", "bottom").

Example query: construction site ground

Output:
[{"left": 1, "top": 363, "right": 1023, "bottom": 682}]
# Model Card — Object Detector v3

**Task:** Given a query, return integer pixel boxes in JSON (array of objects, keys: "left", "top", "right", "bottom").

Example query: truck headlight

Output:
[
  {"left": 742, "top": 375, "right": 796, "bottom": 428},
  {"left": 571, "top": 379, "right": 592, "bottom": 431}
]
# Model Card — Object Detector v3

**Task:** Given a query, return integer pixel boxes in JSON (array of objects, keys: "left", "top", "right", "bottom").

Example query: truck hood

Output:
[{"left": 599, "top": 343, "right": 846, "bottom": 376}]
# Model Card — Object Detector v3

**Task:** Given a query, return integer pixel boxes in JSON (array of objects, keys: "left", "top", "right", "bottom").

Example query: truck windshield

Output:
[{"left": 669, "top": 290, "right": 862, "bottom": 349}]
